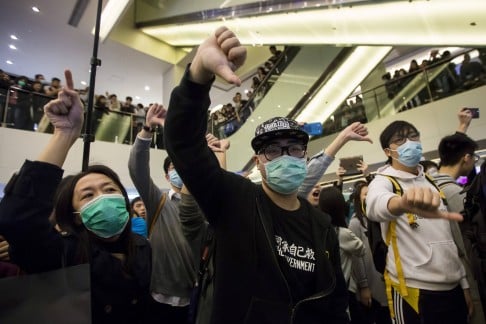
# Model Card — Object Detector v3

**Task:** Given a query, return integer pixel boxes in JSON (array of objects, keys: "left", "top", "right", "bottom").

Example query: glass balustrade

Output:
[{"left": 2, "top": 48, "right": 485, "bottom": 147}]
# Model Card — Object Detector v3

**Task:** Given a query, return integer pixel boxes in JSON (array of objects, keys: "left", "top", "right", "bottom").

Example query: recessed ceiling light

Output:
[
  {"left": 32, "top": 6, "right": 40, "bottom": 13},
  {"left": 9, "top": 44, "right": 17, "bottom": 50},
  {"left": 81, "top": 81, "right": 87, "bottom": 86},
  {"left": 135, "top": 96, "right": 141, "bottom": 100},
  {"left": 6, "top": 60, "right": 13, "bottom": 65},
  {"left": 144, "top": 86, "right": 150, "bottom": 91},
  {"left": 10, "top": 35, "right": 18, "bottom": 40}
]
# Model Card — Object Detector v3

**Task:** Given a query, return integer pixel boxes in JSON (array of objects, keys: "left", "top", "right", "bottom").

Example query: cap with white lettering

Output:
[{"left": 251, "top": 116, "right": 309, "bottom": 152}]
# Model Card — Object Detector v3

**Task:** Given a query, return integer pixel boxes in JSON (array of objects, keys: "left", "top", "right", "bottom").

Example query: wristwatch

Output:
[{"left": 143, "top": 125, "right": 156, "bottom": 133}]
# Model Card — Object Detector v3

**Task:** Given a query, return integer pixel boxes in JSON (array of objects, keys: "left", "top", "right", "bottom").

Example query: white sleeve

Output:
[{"left": 366, "top": 175, "right": 400, "bottom": 222}]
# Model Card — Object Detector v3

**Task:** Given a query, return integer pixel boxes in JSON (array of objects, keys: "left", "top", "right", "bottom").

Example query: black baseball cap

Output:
[{"left": 251, "top": 117, "right": 309, "bottom": 152}]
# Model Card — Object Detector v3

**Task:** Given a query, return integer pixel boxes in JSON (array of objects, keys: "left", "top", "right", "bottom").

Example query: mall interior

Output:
[{"left": 0, "top": 0, "right": 485, "bottom": 197}]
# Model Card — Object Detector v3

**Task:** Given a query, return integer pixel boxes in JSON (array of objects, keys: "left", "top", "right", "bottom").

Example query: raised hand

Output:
[
  {"left": 341, "top": 122, "right": 373, "bottom": 143},
  {"left": 336, "top": 166, "right": 346, "bottom": 179},
  {"left": 206, "top": 133, "right": 230, "bottom": 152},
  {"left": 356, "top": 160, "right": 369, "bottom": 176},
  {"left": 457, "top": 107, "right": 472, "bottom": 133},
  {"left": 43, "top": 70, "right": 84, "bottom": 138},
  {"left": 146, "top": 104, "right": 167, "bottom": 128},
  {"left": 190, "top": 26, "right": 247, "bottom": 85}
]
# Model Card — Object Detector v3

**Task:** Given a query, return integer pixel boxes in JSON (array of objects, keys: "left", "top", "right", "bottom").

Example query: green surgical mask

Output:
[
  {"left": 264, "top": 155, "right": 307, "bottom": 195},
  {"left": 79, "top": 194, "right": 129, "bottom": 238}
]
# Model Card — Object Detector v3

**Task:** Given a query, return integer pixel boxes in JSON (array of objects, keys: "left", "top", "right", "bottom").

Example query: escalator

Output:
[{"left": 225, "top": 45, "right": 352, "bottom": 171}]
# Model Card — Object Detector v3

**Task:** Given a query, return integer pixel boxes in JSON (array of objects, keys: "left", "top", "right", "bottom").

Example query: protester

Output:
[
  {"left": 165, "top": 27, "right": 349, "bottom": 324},
  {"left": 0, "top": 70, "right": 152, "bottom": 323}
]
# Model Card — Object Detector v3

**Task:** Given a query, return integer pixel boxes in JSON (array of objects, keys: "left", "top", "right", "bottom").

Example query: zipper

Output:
[{"left": 290, "top": 274, "right": 336, "bottom": 323}]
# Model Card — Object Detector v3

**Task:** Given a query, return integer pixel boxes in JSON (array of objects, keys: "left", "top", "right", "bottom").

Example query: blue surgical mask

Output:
[
  {"left": 79, "top": 194, "right": 129, "bottom": 238},
  {"left": 389, "top": 140, "right": 423, "bottom": 167},
  {"left": 264, "top": 155, "right": 307, "bottom": 194},
  {"left": 168, "top": 170, "right": 183, "bottom": 189}
]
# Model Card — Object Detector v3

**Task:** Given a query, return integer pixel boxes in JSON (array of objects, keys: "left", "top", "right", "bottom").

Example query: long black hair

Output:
[
  {"left": 318, "top": 187, "right": 348, "bottom": 228},
  {"left": 353, "top": 182, "right": 368, "bottom": 229},
  {"left": 53, "top": 165, "right": 136, "bottom": 272}
]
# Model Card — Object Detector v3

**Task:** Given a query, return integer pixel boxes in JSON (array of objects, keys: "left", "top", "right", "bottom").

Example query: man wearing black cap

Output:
[{"left": 165, "top": 27, "right": 349, "bottom": 324}]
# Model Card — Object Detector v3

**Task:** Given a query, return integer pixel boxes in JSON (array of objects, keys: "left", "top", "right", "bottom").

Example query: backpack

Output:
[
  {"left": 460, "top": 161, "right": 486, "bottom": 311},
  {"left": 461, "top": 160, "right": 486, "bottom": 259}
]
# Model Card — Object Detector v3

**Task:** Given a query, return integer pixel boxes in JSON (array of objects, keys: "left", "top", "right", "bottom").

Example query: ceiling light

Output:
[
  {"left": 6, "top": 60, "right": 13, "bottom": 65},
  {"left": 9, "top": 44, "right": 17, "bottom": 50},
  {"left": 96, "top": 0, "right": 131, "bottom": 42},
  {"left": 135, "top": 96, "right": 141, "bottom": 100},
  {"left": 10, "top": 35, "right": 18, "bottom": 40},
  {"left": 295, "top": 46, "right": 392, "bottom": 123},
  {"left": 81, "top": 81, "right": 87, "bottom": 86},
  {"left": 140, "top": 0, "right": 486, "bottom": 46},
  {"left": 144, "top": 85, "right": 150, "bottom": 91},
  {"left": 32, "top": 6, "right": 40, "bottom": 13}
]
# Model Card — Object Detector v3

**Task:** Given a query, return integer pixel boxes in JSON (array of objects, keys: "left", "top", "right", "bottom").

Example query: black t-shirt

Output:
[{"left": 265, "top": 195, "right": 317, "bottom": 302}]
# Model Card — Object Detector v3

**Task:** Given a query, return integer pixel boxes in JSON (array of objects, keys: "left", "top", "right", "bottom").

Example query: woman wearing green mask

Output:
[{"left": 0, "top": 70, "right": 152, "bottom": 323}]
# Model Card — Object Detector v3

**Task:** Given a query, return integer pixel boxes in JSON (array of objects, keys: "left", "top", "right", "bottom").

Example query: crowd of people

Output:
[
  {"left": 0, "top": 69, "right": 150, "bottom": 143},
  {"left": 382, "top": 49, "right": 486, "bottom": 112},
  {"left": 0, "top": 28, "right": 485, "bottom": 324}
]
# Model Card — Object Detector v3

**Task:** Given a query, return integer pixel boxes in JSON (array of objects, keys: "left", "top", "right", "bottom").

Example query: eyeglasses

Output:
[
  {"left": 259, "top": 144, "right": 307, "bottom": 161},
  {"left": 389, "top": 132, "right": 420, "bottom": 146},
  {"left": 470, "top": 153, "right": 480, "bottom": 163}
]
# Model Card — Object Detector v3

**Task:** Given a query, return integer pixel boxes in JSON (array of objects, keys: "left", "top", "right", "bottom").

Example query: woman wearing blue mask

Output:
[
  {"left": 0, "top": 70, "right": 152, "bottom": 323},
  {"left": 365, "top": 120, "right": 470, "bottom": 324}
]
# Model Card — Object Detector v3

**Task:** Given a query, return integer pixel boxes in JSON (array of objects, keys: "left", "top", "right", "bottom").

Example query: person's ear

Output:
[{"left": 165, "top": 173, "right": 170, "bottom": 182}]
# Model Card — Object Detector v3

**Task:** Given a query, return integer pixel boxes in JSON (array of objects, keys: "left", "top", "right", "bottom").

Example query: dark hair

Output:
[
  {"left": 126, "top": 96, "right": 132, "bottom": 101},
  {"left": 109, "top": 94, "right": 117, "bottom": 99},
  {"left": 130, "top": 196, "right": 142, "bottom": 210},
  {"left": 52, "top": 77, "right": 60, "bottom": 82},
  {"left": 353, "top": 182, "right": 368, "bottom": 228},
  {"left": 438, "top": 133, "right": 478, "bottom": 167},
  {"left": 379, "top": 120, "right": 419, "bottom": 164},
  {"left": 54, "top": 165, "right": 135, "bottom": 270},
  {"left": 35, "top": 74, "right": 44, "bottom": 79},
  {"left": 95, "top": 95, "right": 106, "bottom": 107},
  {"left": 318, "top": 187, "right": 348, "bottom": 228},
  {"left": 419, "top": 160, "right": 439, "bottom": 172},
  {"left": 163, "top": 156, "right": 172, "bottom": 175}
]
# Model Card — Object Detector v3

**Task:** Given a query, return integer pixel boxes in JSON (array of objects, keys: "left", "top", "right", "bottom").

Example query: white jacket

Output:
[{"left": 366, "top": 164, "right": 467, "bottom": 291}]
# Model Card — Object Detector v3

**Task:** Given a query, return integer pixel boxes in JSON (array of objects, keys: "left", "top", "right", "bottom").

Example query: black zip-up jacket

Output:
[{"left": 165, "top": 69, "right": 349, "bottom": 324}]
